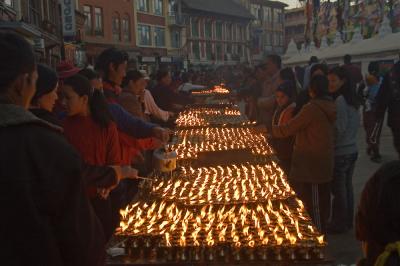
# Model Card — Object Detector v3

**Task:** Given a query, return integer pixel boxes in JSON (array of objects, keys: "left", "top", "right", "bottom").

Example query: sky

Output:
[{"left": 281, "top": 0, "right": 302, "bottom": 9}]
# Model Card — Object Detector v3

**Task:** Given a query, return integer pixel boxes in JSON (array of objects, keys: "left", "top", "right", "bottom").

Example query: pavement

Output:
[{"left": 325, "top": 124, "right": 398, "bottom": 266}]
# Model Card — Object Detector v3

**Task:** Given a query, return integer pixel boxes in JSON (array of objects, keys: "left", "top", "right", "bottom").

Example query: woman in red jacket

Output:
[{"left": 62, "top": 74, "right": 137, "bottom": 240}]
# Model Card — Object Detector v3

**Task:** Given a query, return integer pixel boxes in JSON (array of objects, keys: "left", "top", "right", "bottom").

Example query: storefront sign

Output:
[
  {"left": 142, "top": 56, "right": 156, "bottom": 63},
  {"left": 160, "top": 57, "right": 172, "bottom": 63},
  {"left": 60, "top": 0, "right": 76, "bottom": 38}
]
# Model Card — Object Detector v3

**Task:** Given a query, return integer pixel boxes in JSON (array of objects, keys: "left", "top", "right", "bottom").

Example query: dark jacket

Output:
[
  {"left": 272, "top": 98, "right": 336, "bottom": 183},
  {"left": 0, "top": 103, "right": 105, "bottom": 266},
  {"left": 376, "top": 61, "right": 400, "bottom": 128},
  {"left": 150, "top": 84, "right": 176, "bottom": 111}
]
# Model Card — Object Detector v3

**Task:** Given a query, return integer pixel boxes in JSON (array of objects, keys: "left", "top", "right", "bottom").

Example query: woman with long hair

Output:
[
  {"left": 62, "top": 74, "right": 137, "bottom": 240},
  {"left": 328, "top": 66, "right": 360, "bottom": 234}
]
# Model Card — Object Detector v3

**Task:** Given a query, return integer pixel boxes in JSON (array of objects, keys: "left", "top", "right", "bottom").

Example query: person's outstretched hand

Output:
[{"left": 152, "top": 127, "right": 171, "bottom": 143}]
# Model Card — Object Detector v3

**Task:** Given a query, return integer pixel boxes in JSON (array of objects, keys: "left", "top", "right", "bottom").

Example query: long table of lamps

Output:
[{"left": 111, "top": 104, "right": 331, "bottom": 265}]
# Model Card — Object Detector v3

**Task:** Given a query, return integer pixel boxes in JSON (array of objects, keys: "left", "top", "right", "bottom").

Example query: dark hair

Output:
[
  {"left": 356, "top": 161, "right": 400, "bottom": 266},
  {"left": 32, "top": 64, "right": 58, "bottom": 104},
  {"left": 329, "top": 66, "right": 360, "bottom": 109},
  {"left": 95, "top": 48, "right": 129, "bottom": 80},
  {"left": 344, "top": 54, "right": 352, "bottom": 64},
  {"left": 309, "top": 74, "right": 329, "bottom": 98},
  {"left": 368, "top": 61, "right": 380, "bottom": 77},
  {"left": 255, "top": 63, "right": 268, "bottom": 72},
  {"left": 310, "top": 63, "right": 329, "bottom": 77},
  {"left": 122, "top": 70, "right": 144, "bottom": 88},
  {"left": 64, "top": 74, "right": 113, "bottom": 128},
  {"left": 309, "top": 56, "right": 318, "bottom": 65},
  {"left": 276, "top": 81, "right": 296, "bottom": 100},
  {"left": 157, "top": 70, "right": 169, "bottom": 82},
  {"left": 266, "top": 54, "right": 282, "bottom": 69},
  {"left": 280, "top": 67, "right": 296, "bottom": 83},
  {"left": 0, "top": 31, "right": 36, "bottom": 94},
  {"left": 79, "top": 68, "right": 100, "bottom": 81}
]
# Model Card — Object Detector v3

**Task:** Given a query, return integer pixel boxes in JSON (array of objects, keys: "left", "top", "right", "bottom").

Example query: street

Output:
[{"left": 326, "top": 123, "right": 398, "bottom": 265}]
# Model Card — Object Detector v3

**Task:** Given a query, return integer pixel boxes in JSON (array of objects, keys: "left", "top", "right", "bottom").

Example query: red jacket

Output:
[{"left": 63, "top": 115, "right": 121, "bottom": 196}]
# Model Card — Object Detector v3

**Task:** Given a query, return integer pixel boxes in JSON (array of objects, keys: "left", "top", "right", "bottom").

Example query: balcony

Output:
[{"left": 167, "top": 13, "right": 185, "bottom": 27}]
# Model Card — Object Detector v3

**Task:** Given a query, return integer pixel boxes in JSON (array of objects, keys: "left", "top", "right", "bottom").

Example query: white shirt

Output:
[{"left": 143, "top": 89, "right": 170, "bottom": 122}]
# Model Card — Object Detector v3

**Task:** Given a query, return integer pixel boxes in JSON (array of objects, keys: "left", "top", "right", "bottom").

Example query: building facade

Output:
[
  {"left": 78, "top": 0, "right": 137, "bottom": 67},
  {"left": 284, "top": 7, "right": 305, "bottom": 51},
  {"left": 181, "top": 0, "right": 253, "bottom": 68},
  {"left": 247, "top": 0, "right": 287, "bottom": 64},
  {"left": 0, "top": 0, "right": 63, "bottom": 66},
  {"left": 134, "top": 0, "right": 171, "bottom": 72}
]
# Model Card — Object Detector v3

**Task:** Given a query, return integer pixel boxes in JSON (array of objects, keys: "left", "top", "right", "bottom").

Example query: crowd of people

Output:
[{"left": 1, "top": 30, "right": 400, "bottom": 266}]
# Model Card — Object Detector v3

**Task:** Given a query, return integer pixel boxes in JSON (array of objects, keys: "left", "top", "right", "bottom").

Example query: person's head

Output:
[
  {"left": 56, "top": 61, "right": 81, "bottom": 81},
  {"left": 32, "top": 64, "right": 58, "bottom": 112},
  {"left": 310, "top": 63, "right": 329, "bottom": 78},
  {"left": 344, "top": 54, "right": 352, "bottom": 65},
  {"left": 0, "top": 31, "right": 37, "bottom": 109},
  {"left": 356, "top": 161, "right": 400, "bottom": 266},
  {"left": 95, "top": 48, "right": 129, "bottom": 86},
  {"left": 275, "top": 81, "right": 295, "bottom": 107},
  {"left": 157, "top": 70, "right": 172, "bottom": 86},
  {"left": 328, "top": 66, "right": 359, "bottom": 109},
  {"left": 79, "top": 68, "right": 103, "bottom": 90},
  {"left": 309, "top": 74, "right": 329, "bottom": 99},
  {"left": 309, "top": 56, "right": 319, "bottom": 65},
  {"left": 63, "top": 74, "right": 113, "bottom": 128},
  {"left": 265, "top": 54, "right": 282, "bottom": 75},
  {"left": 278, "top": 67, "right": 296, "bottom": 85},
  {"left": 368, "top": 61, "right": 380, "bottom": 77},
  {"left": 255, "top": 63, "right": 268, "bottom": 80},
  {"left": 122, "top": 70, "right": 146, "bottom": 95}
]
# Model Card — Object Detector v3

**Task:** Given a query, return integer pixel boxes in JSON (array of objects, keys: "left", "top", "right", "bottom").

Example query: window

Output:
[
  {"left": 216, "top": 43, "right": 222, "bottom": 61},
  {"left": 154, "top": 0, "right": 163, "bottom": 15},
  {"left": 138, "top": 24, "right": 151, "bottom": 45},
  {"left": 122, "top": 15, "right": 131, "bottom": 42},
  {"left": 138, "top": 0, "right": 150, "bottom": 12},
  {"left": 232, "top": 25, "right": 236, "bottom": 41},
  {"left": 84, "top": 5, "right": 92, "bottom": 35},
  {"left": 5, "top": 0, "right": 14, "bottom": 8},
  {"left": 29, "top": 0, "right": 41, "bottom": 26},
  {"left": 48, "top": 0, "right": 58, "bottom": 25},
  {"left": 171, "top": 30, "right": 181, "bottom": 48},
  {"left": 94, "top": 7, "right": 103, "bottom": 36},
  {"left": 264, "top": 7, "right": 272, "bottom": 23},
  {"left": 154, "top": 27, "right": 165, "bottom": 47},
  {"left": 238, "top": 44, "right": 243, "bottom": 57},
  {"left": 227, "top": 44, "right": 232, "bottom": 54},
  {"left": 169, "top": 0, "right": 177, "bottom": 14},
  {"left": 191, "top": 19, "right": 199, "bottom": 37},
  {"left": 205, "top": 21, "right": 212, "bottom": 39},
  {"left": 112, "top": 13, "right": 121, "bottom": 42},
  {"left": 274, "top": 9, "right": 282, "bottom": 23},
  {"left": 226, "top": 24, "right": 232, "bottom": 40},
  {"left": 216, "top": 22, "right": 223, "bottom": 40},
  {"left": 206, "top": 42, "right": 212, "bottom": 60},
  {"left": 192, "top": 41, "right": 200, "bottom": 60}
]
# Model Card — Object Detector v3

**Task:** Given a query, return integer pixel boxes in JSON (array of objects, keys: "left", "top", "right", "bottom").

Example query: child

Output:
[{"left": 270, "top": 81, "right": 296, "bottom": 173}]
